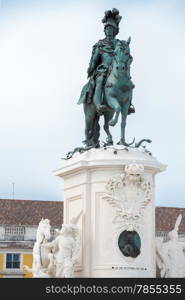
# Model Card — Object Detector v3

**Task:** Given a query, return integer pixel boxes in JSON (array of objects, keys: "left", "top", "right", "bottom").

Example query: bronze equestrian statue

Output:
[{"left": 78, "top": 8, "right": 135, "bottom": 147}]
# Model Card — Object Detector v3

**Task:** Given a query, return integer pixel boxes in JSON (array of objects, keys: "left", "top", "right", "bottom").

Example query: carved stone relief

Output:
[{"left": 103, "top": 163, "right": 153, "bottom": 231}]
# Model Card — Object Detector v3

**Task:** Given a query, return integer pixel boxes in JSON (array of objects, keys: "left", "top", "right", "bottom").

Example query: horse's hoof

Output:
[
  {"left": 105, "top": 140, "right": 113, "bottom": 146},
  {"left": 95, "top": 143, "right": 100, "bottom": 148},
  {"left": 117, "top": 138, "right": 135, "bottom": 147},
  {"left": 109, "top": 119, "right": 117, "bottom": 127},
  {"left": 117, "top": 139, "right": 124, "bottom": 145},
  {"left": 84, "top": 144, "right": 92, "bottom": 149}
]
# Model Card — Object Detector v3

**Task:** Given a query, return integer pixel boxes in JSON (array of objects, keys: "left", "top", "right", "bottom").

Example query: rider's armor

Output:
[
  {"left": 87, "top": 38, "right": 119, "bottom": 78},
  {"left": 78, "top": 8, "right": 135, "bottom": 115}
]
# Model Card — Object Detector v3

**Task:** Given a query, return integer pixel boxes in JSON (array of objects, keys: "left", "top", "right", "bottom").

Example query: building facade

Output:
[
  {"left": 0, "top": 199, "right": 63, "bottom": 278},
  {"left": 156, "top": 206, "right": 185, "bottom": 242},
  {"left": 0, "top": 199, "right": 184, "bottom": 277}
]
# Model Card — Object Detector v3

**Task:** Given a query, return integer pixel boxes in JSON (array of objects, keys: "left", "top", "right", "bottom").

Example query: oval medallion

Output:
[{"left": 118, "top": 230, "right": 141, "bottom": 258}]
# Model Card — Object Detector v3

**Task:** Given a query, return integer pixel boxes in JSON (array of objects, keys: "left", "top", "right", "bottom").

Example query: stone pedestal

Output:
[{"left": 54, "top": 146, "right": 166, "bottom": 277}]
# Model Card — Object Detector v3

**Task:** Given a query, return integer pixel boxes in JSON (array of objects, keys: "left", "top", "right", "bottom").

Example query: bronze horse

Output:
[{"left": 79, "top": 37, "right": 135, "bottom": 147}]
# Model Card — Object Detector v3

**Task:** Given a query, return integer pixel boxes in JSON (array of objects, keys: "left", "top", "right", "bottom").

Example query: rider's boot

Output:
[{"left": 128, "top": 104, "right": 135, "bottom": 115}]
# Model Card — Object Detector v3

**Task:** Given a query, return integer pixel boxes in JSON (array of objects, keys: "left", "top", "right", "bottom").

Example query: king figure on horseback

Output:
[{"left": 78, "top": 8, "right": 135, "bottom": 147}]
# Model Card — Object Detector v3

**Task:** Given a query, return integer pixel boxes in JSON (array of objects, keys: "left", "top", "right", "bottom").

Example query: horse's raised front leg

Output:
[
  {"left": 106, "top": 95, "right": 121, "bottom": 127},
  {"left": 109, "top": 110, "right": 120, "bottom": 127}
]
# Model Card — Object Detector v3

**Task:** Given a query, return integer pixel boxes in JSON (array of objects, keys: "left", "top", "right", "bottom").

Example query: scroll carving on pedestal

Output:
[
  {"left": 103, "top": 163, "right": 153, "bottom": 259},
  {"left": 103, "top": 163, "right": 153, "bottom": 231}
]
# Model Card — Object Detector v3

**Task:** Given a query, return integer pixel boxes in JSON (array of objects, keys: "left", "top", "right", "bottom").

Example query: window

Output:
[
  {"left": 6, "top": 253, "right": 20, "bottom": 269},
  {"left": 5, "top": 226, "right": 25, "bottom": 235}
]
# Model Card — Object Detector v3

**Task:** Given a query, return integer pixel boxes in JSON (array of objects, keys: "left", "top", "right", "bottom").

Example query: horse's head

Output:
[
  {"left": 37, "top": 218, "right": 51, "bottom": 242},
  {"left": 113, "top": 37, "right": 131, "bottom": 77}
]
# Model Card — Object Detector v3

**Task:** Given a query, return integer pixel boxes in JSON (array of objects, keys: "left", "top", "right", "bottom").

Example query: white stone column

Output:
[{"left": 54, "top": 146, "right": 166, "bottom": 277}]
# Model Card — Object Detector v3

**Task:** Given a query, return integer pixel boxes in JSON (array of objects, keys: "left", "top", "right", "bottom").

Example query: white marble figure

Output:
[
  {"left": 23, "top": 213, "right": 81, "bottom": 278},
  {"left": 156, "top": 214, "right": 185, "bottom": 278},
  {"left": 23, "top": 218, "right": 51, "bottom": 277},
  {"left": 45, "top": 222, "right": 80, "bottom": 277}
]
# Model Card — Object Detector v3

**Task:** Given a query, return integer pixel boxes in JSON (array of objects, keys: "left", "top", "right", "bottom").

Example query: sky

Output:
[{"left": 0, "top": 0, "right": 185, "bottom": 207}]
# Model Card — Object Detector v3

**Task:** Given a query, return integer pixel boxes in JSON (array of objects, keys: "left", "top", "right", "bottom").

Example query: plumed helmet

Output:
[{"left": 102, "top": 8, "right": 122, "bottom": 30}]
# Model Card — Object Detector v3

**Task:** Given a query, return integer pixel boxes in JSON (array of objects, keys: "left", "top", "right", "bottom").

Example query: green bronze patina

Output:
[
  {"left": 118, "top": 230, "right": 141, "bottom": 258},
  {"left": 63, "top": 9, "right": 152, "bottom": 159},
  {"left": 78, "top": 8, "right": 135, "bottom": 147}
]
